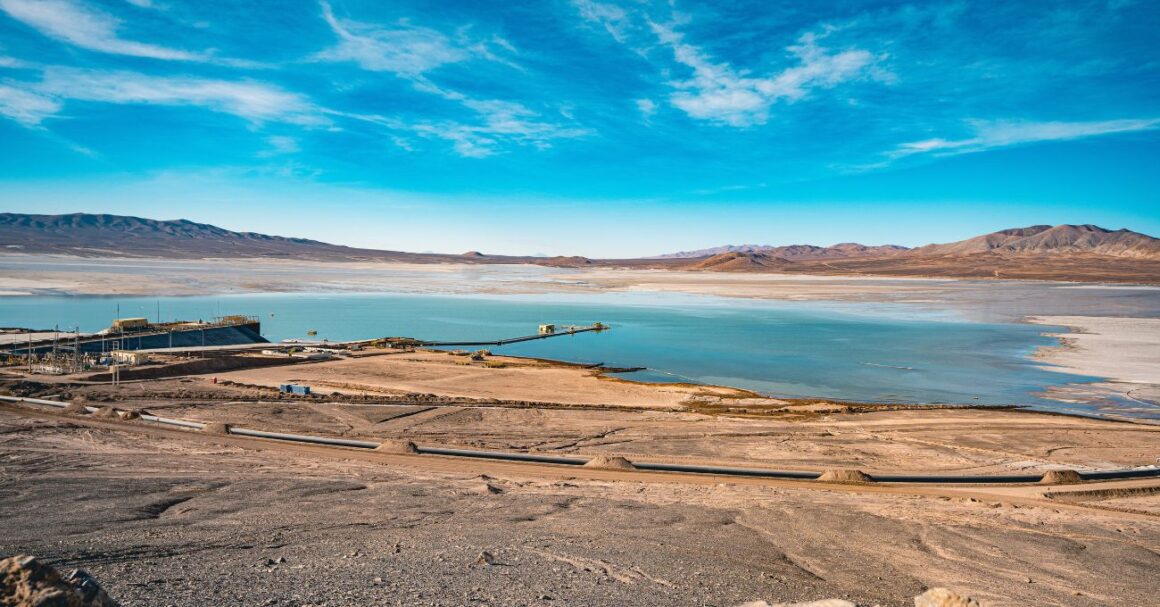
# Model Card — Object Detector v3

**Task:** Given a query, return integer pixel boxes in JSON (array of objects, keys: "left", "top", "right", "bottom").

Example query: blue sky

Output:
[{"left": 0, "top": 0, "right": 1157, "bottom": 256}]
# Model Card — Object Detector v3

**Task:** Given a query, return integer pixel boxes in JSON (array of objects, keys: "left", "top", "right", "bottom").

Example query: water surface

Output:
[{"left": 0, "top": 291, "right": 1099, "bottom": 412}]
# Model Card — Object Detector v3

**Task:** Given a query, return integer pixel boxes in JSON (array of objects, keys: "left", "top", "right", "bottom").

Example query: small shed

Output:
[
  {"left": 111, "top": 350, "right": 150, "bottom": 365},
  {"left": 538, "top": 324, "right": 556, "bottom": 335},
  {"left": 279, "top": 383, "right": 312, "bottom": 396}
]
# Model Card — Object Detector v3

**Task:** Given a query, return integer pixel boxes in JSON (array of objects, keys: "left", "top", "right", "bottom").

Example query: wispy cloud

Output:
[
  {"left": 315, "top": 1, "right": 469, "bottom": 75},
  {"left": 315, "top": 1, "right": 519, "bottom": 77},
  {"left": 0, "top": 83, "right": 61, "bottom": 126},
  {"left": 0, "top": 55, "right": 35, "bottom": 68},
  {"left": 635, "top": 98, "right": 657, "bottom": 119},
  {"left": 892, "top": 118, "right": 1160, "bottom": 158},
  {"left": 342, "top": 99, "right": 588, "bottom": 159},
  {"left": 569, "top": 2, "right": 886, "bottom": 128},
  {"left": 0, "top": 0, "right": 203, "bottom": 61},
  {"left": 653, "top": 24, "right": 883, "bottom": 127},
  {"left": 258, "top": 135, "right": 301, "bottom": 158},
  {"left": 316, "top": 1, "right": 582, "bottom": 158},
  {"left": 2, "top": 68, "right": 326, "bottom": 127},
  {"left": 415, "top": 99, "right": 588, "bottom": 158},
  {"left": 572, "top": 0, "right": 633, "bottom": 44}
]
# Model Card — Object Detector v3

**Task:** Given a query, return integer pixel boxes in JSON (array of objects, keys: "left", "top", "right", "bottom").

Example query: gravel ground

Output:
[{"left": 2, "top": 412, "right": 1160, "bottom": 606}]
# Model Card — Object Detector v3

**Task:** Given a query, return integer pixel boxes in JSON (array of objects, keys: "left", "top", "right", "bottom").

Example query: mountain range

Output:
[
  {"left": 656, "top": 243, "right": 911, "bottom": 260},
  {"left": 661, "top": 224, "right": 1159, "bottom": 261},
  {"left": 2, "top": 213, "right": 1158, "bottom": 283}
]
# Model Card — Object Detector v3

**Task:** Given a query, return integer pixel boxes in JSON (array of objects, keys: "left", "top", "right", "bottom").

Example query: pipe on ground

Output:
[{"left": 4, "top": 395, "right": 1159, "bottom": 484}]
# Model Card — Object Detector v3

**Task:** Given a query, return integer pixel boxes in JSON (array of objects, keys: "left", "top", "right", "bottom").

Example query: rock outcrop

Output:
[{"left": 0, "top": 555, "right": 119, "bottom": 607}]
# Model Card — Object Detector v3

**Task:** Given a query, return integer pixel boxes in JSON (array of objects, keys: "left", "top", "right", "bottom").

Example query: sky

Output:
[{"left": 0, "top": 0, "right": 1157, "bottom": 257}]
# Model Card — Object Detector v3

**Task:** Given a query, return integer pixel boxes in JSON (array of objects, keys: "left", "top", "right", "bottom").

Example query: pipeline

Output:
[{"left": 4, "top": 395, "right": 1159, "bottom": 485}]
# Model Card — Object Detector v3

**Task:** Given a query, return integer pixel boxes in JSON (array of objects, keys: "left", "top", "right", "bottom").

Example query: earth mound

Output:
[
  {"left": 1039, "top": 469, "right": 1083, "bottom": 484},
  {"left": 92, "top": 406, "right": 118, "bottom": 419},
  {"left": 913, "top": 587, "right": 981, "bottom": 607},
  {"left": 64, "top": 398, "right": 89, "bottom": 415},
  {"left": 817, "top": 469, "right": 873, "bottom": 484},
  {"left": 583, "top": 455, "right": 636, "bottom": 470},
  {"left": 375, "top": 439, "right": 419, "bottom": 454},
  {"left": 0, "top": 554, "right": 119, "bottom": 607},
  {"left": 201, "top": 422, "right": 231, "bottom": 435},
  {"left": 737, "top": 600, "right": 855, "bottom": 607}
]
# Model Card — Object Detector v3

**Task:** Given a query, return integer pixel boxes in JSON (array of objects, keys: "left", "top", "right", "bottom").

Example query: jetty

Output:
[{"left": 416, "top": 323, "right": 608, "bottom": 348}]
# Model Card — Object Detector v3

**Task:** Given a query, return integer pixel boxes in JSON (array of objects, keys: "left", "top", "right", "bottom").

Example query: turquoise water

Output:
[{"left": 0, "top": 291, "right": 1097, "bottom": 410}]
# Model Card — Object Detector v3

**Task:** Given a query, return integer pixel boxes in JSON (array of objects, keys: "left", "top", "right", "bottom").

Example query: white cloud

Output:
[
  {"left": 315, "top": 1, "right": 469, "bottom": 75},
  {"left": 892, "top": 118, "right": 1160, "bottom": 158},
  {"left": 635, "top": 98, "right": 657, "bottom": 119},
  {"left": 315, "top": 1, "right": 580, "bottom": 158},
  {"left": 258, "top": 135, "right": 300, "bottom": 157},
  {"left": 654, "top": 23, "right": 879, "bottom": 127},
  {"left": 0, "top": 55, "right": 34, "bottom": 68},
  {"left": 9, "top": 68, "right": 326, "bottom": 126},
  {"left": 348, "top": 99, "right": 589, "bottom": 158},
  {"left": 572, "top": 0, "right": 633, "bottom": 43},
  {"left": 0, "top": 0, "right": 202, "bottom": 61},
  {"left": 0, "top": 83, "right": 61, "bottom": 125}
]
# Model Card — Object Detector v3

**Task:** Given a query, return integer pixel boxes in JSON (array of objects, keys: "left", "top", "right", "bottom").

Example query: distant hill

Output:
[
  {"left": 685, "top": 251, "right": 790, "bottom": 271},
  {"left": 0, "top": 213, "right": 484, "bottom": 263},
  {"left": 659, "top": 224, "right": 1160, "bottom": 266},
  {"left": 908, "top": 224, "right": 1160, "bottom": 259},
  {"left": 2, "top": 214, "right": 1157, "bottom": 283},
  {"left": 658, "top": 243, "right": 909, "bottom": 260}
]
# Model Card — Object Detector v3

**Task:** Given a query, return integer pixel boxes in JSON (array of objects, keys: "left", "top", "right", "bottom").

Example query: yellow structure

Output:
[
  {"left": 538, "top": 324, "right": 556, "bottom": 335},
  {"left": 112, "top": 318, "right": 149, "bottom": 331}
]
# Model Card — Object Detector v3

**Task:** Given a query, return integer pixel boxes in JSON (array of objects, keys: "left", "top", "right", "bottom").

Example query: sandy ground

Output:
[
  {"left": 150, "top": 398, "right": 1160, "bottom": 475},
  {"left": 212, "top": 350, "right": 763, "bottom": 409},
  {"left": 1031, "top": 316, "right": 1160, "bottom": 417},
  {"left": 20, "top": 359, "right": 1160, "bottom": 475},
  {"left": 2, "top": 407, "right": 1160, "bottom": 607}
]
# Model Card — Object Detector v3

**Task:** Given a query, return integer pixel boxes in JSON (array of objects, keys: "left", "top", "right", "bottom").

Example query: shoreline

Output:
[
  {"left": 5, "top": 253, "right": 1160, "bottom": 298},
  {"left": 1029, "top": 315, "right": 1160, "bottom": 418}
]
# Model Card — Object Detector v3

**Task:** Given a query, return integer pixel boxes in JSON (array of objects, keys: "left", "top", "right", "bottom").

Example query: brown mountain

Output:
[
  {"left": 2, "top": 214, "right": 1157, "bottom": 283},
  {"left": 686, "top": 252, "right": 791, "bottom": 271},
  {"left": 0, "top": 213, "right": 502, "bottom": 263},
  {"left": 908, "top": 224, "right": 1160, "bottom": 259},
  {"left": 659, "top": 242, "right": 909, "bottom": 260}
]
